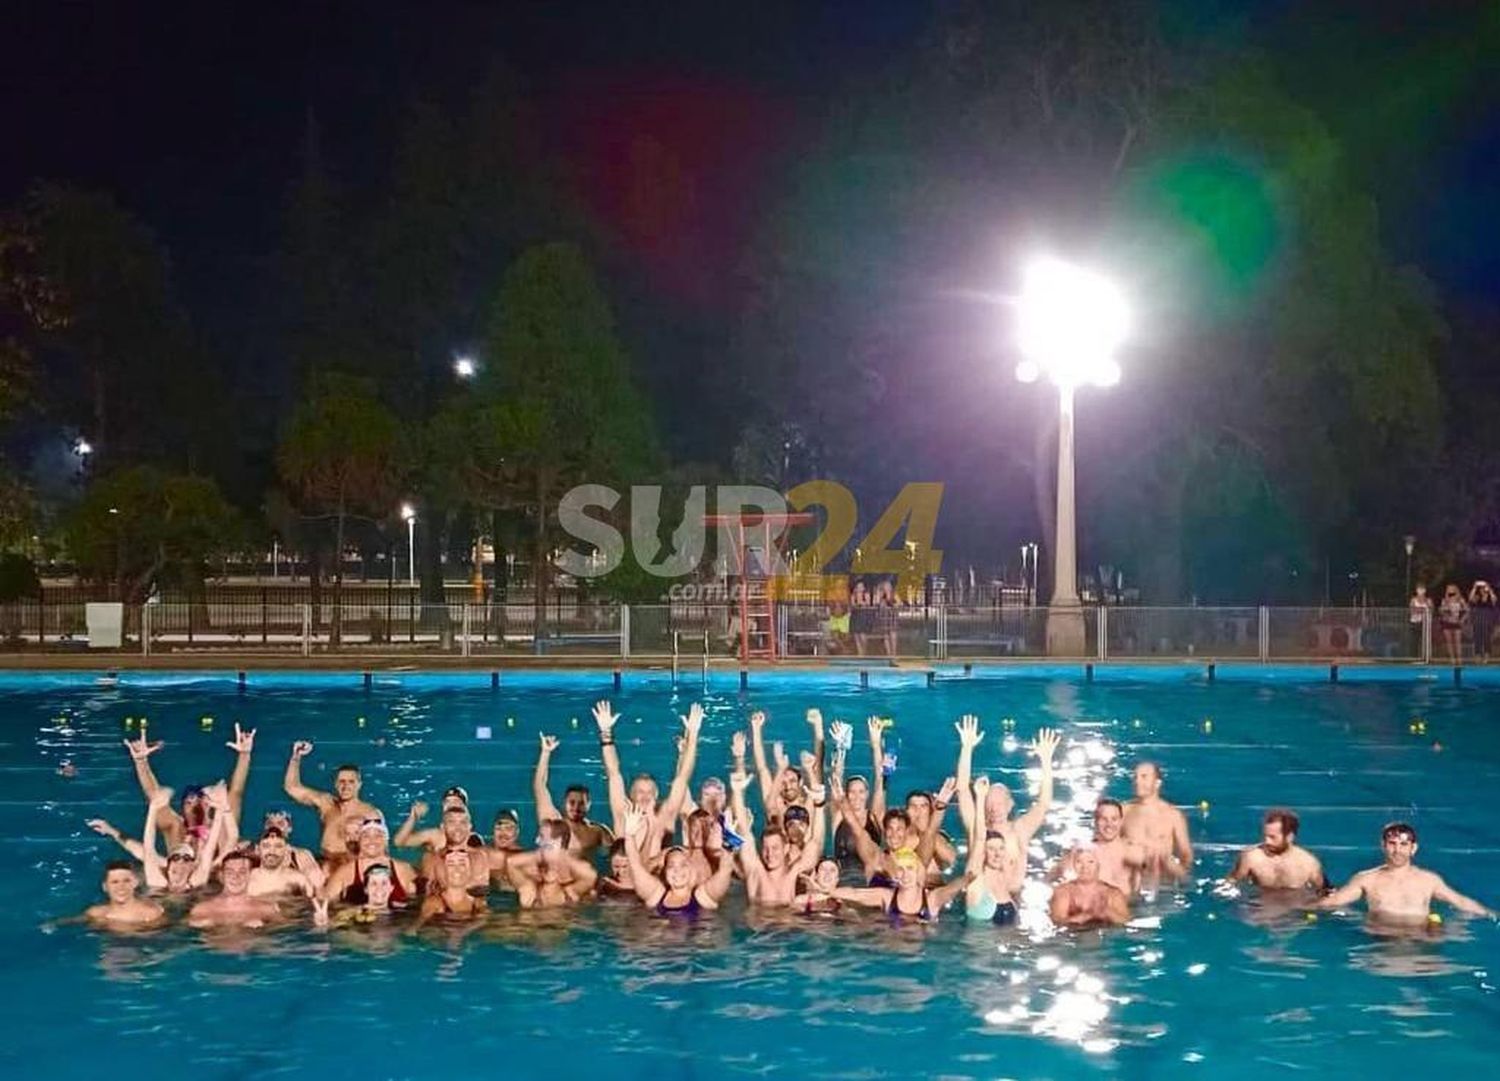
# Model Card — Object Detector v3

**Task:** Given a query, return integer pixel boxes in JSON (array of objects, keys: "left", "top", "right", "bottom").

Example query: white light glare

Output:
[
  {"left": 1015, "top": 256, "right": 1130, "bottom": 389},
  {"left": 74, "top": 439, "right": 94, "bottom": 456},
  {"left": 400, "top": 503, "right": 416, "bottom": 521},
  {"left": 453, "top": 356, "right": 477, "bottom": 379}
]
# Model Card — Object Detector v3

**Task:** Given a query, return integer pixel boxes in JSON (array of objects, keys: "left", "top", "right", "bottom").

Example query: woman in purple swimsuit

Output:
[{"left": 620, "top": 808, "right": 735, "bottom": 917}]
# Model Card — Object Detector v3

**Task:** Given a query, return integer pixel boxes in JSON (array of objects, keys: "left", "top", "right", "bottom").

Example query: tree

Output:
[
  {"left": 276, "top": 373, "right": 405, "bottom": 641},
  {"left": 466, "top": 242, "right": 657, "bottom": 621},
  {"left": 65, "top": 467, "right": 239, "bottom": 603}
]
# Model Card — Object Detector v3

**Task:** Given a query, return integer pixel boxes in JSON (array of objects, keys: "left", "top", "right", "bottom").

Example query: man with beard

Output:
[
  {"left": 249, "top": 827, "right": 318, "bottom": 898},
  {"left": 1226, "top": 809, "right": 1327, "bottom": 894},
  {"left": 533, "top": 734, "right": 613, "bottom": 858}
]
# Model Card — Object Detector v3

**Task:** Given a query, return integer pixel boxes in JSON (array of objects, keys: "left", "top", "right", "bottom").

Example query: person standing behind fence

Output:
[
  {"left": 850, "top": 578, "right": 873, "bottom": 656},
  {"left": 1438, "top": 584, "right": 1467, "bottom": 665},
  {"left": 1408, "top": 584, "right": 1431, "bottom": 658},
  {"left": 1467, "top": 581, "right": 1496, "bottom": 662}
]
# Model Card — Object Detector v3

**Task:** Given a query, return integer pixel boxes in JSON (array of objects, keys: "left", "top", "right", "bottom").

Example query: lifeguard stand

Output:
[{"left": 703, "top": 510, "right": 815, "bottom": 662}]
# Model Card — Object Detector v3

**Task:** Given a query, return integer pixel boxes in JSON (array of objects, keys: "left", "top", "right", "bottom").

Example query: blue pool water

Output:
[{"left": 3, "top": 667, "right": 1498, "bottom": 1080}]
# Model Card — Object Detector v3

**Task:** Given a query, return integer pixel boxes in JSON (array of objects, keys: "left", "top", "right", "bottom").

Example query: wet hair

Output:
[
  {"left": 221, "top": 850, "right": 254, "bottom": 869},
  {"left": 1382, "top": 821, "right": 1418, "bottom": 845},
  {"left": 563, "top": 784, "right": 590, "bottom": 800},
  {"left": 1095, "top": 798, "right": 1124, "bottom": 816},
  {"left": 904, "top": 789, "right": 932, "bottom": 807},
  {"left": 686, "top": 808, "right": 714, "bottom": 840},
  {"left": 335, "top": 763, "right": 361, "bottom": 777},
  {"left": 759, "top": 826, "right": 787, "bottom": 846},
  {"left": 608, "top": 838, "right": 628, "bottom": 859},
  {"left": 259, "top": 825, "right": 287, "bottom": 842},
  {"left": 1136, "top": 761, "right": 1162, "bottom": 781},
  {"left": 1263, "top": 809, "right": 1300, "bottom": 837},
  {"left": 104, "top": 859, "right": 135, "bottom": 875},
  {"left": 882, "top": 809, "right": 911, "bottom": 832}
]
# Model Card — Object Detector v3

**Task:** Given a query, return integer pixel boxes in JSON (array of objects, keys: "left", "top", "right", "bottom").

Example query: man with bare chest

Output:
[
  {"left": 1227, "top": 809, "right": 1326, "bottom": 894},
  {"left": 1122, "top": 761, "right": 1193, "bottom": 886},
  {"left": 1052, "top": 798, "right": 1146, "bottom": 894},
  {"left": 1315, "top": 822, "right": 1491, "bottom": 925}
]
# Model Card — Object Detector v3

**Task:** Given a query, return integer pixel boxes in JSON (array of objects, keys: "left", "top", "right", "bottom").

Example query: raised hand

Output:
[
  {"left": 866, "top": 716, "right": 884, "bottom": 745},
  {"left": 538, "top": 734, "right": 559, "bottom": 754},
  {"left": 973, "top": 775, "right": 991, "bottom": 801},
  {"left": 681, "top": 703, "right": 704, "bottom": 737},
  {"left": 806, "top": 708, "right": 823, "bottom": 730},
  {"left": 124, "top": 736, "right": 163, "bottom": 761},
  {"left": 312, "top": 897, "right": 330, "bottom": 927},
  {"left": 798, "top": 749, "right": 817, "bottom": 778},
  {"left": 86, "top": 819, "right": 118, "bottom": 837},
  {"left": 935, "top": 776, "right": 958, "bottom": 807},
  {"left": 1031, "top": 727, "right": 1061, "bottom": 764},
  {"left": 409, "top": 800, "right": 429, "bottom": 821},
  {"left": 772, "top": 741, "right": 789, "bottom": 774},
  {"left": 226, "top": 723, "right": 256, "bottom": 754},
  {"left": 829, "top": 720, "right": 852, "bottom": 751},
  {"left": 749, "top": 710, "right": 766, "bottom": 733},
  {"left": 730, "top": 731, "right": 747, "bottom": 759},
  {"left": 591, "top": 701, "right": 618, "bottom": 736},
  {"left": 730, "top": 771, "right": 752, "bottom": 793},
  {"left": 291, "top": 740, "right": 314, "bottom": 759},
  {"left": 955, "top": 714, "right": 983, "bottom": 749},
  {"left": 622, "top": 807, "right": 648, "bottom": 839}
]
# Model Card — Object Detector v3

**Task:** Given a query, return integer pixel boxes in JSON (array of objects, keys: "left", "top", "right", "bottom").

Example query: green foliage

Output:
[
  {"left": 276, "top": 372, "right": 405, "bottom": 520},
  {"left": 65, "top": 467, "right": 240, "bottom": 601},
  {"left": 0, "top": 553, "right": 40, "bottom": 602}
]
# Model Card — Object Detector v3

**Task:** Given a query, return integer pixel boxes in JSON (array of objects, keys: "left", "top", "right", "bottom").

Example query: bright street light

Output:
[
  {"left": 453, "top": 356, "right": 477, "bottom": 379},
  {"left": 400, "top": 503, "right": 417, "bottom": 587},
  {"left": 74, "top": 439, "right": 93, "bottom": 457},
  {"left": 1014, "top": 256, "right": 1129, "bottom": 653}
]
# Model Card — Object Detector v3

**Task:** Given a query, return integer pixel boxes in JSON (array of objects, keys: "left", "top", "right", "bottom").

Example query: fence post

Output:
[
  {"left": 1097, "top": 606, "right": 1108, "bottom": 661},
  {"left": 1258, "top": 606, "right": 1270, "bottom": 662},
  {"left": 261, "top": 588, "right": 268, "bottom": 644},
  {"left": 620, "top": 605, "right": 631, "bottom": 661},
  {"left": 409, "top": 587, "right": 416, "bottom": 643},
  {"left": 301, "top": 604, "right": 311, "bottom": 657},
  {"left": 461, "top": 604, "right": 472, "bottom": 657},
  {"left": 37, "top": 586, "right": 44, "bottom": 644},
  {"left": 186, "top": 595, "right": 194, "bottom": 644},
  {"left": 141, "top": 604, "right": 150, "bottom": 657},
  {"left": 1422, "top": 607, "right": 1432, "bottom": 665}
]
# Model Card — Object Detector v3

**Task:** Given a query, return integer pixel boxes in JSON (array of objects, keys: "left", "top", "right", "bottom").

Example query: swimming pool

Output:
[{"left": 4, "top": 667, "right": 1497, "bottom": 1080}]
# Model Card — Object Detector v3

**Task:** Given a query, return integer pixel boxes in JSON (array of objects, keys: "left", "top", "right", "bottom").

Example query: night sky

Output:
[{"left": 9, "top": 2, "right": 1495, "bottom": 323}]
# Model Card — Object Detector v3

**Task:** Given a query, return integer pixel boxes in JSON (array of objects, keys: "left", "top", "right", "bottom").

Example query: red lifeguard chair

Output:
[{"left": 703, "top": 510, "right": 815, "bottom": 662}]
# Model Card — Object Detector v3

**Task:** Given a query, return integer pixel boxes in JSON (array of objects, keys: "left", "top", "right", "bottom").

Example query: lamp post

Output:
[
  {"left": 1403, "top": 535, "right": 1415, "bottom": 601},
  {"left": 1013, "top": 257, "right": 1129, "bottom": 655},
  {"left": 401, "top": 503, "right": 417, "bottom": 587}
]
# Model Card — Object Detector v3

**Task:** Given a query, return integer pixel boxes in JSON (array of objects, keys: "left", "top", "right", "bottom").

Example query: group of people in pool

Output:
[{"left": 80, "top": 704, "right": 1494, "bottom": 933}]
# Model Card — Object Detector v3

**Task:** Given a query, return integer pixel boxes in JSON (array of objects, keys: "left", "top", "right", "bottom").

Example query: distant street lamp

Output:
[
  {"left": 1403, "top": 535, "right": 1416, "bottom": 600},
  {"left": 401, "top": 503, "right": 417, "bottom": 587},
  {"left": 1014, "top": 256, "right": 1129, "bottom": 654},
  {"left": 453, "top": 356, "right": 477, "bottom": 379},
  {"left": 74, "top": 439, "right": 93, "bottom": 457}
]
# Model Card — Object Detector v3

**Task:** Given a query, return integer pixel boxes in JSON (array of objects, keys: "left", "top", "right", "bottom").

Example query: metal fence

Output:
[{"left": 0, "top": 601, "right": 1461, "bottom": 663}]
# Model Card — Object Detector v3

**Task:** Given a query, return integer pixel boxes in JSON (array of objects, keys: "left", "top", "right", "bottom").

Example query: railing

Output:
[{"left": 0, "top": 602, "right": 1458, "bottom": 664}]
